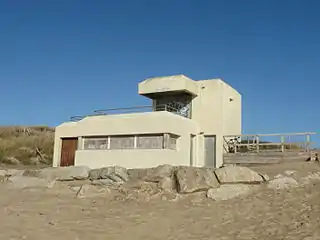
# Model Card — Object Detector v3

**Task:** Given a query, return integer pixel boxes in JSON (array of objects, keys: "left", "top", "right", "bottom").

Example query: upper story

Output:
[
  {"left": 69, "top": 74, "right": 242, "bottom": 136},
  {"left": 138, "top": 74, "right": 242, "bottom": 135}
]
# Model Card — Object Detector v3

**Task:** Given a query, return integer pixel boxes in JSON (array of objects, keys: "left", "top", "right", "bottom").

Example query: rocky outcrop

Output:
[
  {"left": 89, "top": 166, "right": 129, "bottom": 185},
  {"left": 215, "top": 166, "right": 265, "bottom": 184},
  {"left": 176, "top": 167, "right": 219, "bottom": 193},
  {"left": 157, "top": 177, "right": 175, "bottom": 192},
  {"left": 38, "top": 166, "right": 90, "bottom": 181},
  {"left": 6, "top": 176, "right": 55, "bottom": 189},
  {"left": 207, "top": 184, "right": 254, "bottom": 201},
  {"left": 142, "top": 164, "right": 176, "bottom": 183}
]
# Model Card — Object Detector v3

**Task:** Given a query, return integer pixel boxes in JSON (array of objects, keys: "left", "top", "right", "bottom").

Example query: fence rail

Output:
[
  {"left": 69, "top": 104, "right": 186, "bottom": 121},
  {"left": 223, "top": 132, "right": 317, "bottom": 165}
]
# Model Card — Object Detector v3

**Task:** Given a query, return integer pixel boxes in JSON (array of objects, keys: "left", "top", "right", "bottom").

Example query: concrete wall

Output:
[
  {"left": 53, "top": 75, "right": 242, "bottom": 169},
  {"left": 190, "top": 79, "right": 242, "bottom": 167},
  {"left": 222, "top": 81, "right": 242, "bottom": 136},
  {"left": 138, "top": 75, "right": 198, "bottom": 96},
  {"left": 53, "top": 111, "right": 201, "bottom": 169}
]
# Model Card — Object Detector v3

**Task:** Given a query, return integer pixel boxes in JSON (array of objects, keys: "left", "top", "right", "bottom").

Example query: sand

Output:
[{"left": 0, "top": 161, "right": 320, "bottom": 240}]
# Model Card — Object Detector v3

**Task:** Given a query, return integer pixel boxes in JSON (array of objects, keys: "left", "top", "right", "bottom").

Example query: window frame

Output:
[{"left": 81, "top": 133, "right": 179, "bottom": 151}]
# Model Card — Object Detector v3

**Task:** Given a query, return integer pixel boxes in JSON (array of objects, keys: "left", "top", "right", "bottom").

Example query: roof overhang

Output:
[{"left": 138, "top": 74, "right": 198, "bottom": 98}]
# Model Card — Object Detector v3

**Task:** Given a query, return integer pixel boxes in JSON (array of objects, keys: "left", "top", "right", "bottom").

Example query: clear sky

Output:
[{"left": 0, "top": 1, "right": 318, "bottom": 144}]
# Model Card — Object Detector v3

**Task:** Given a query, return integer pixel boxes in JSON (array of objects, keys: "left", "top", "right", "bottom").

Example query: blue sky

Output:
[{"left": 0, "top": 1, "right": 318, "bottom": 144}]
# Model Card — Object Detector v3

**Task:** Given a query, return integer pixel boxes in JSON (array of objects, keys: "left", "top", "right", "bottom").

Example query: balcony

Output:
[{"left": 70, "top": 104, "right": 190, "bottom": 121}]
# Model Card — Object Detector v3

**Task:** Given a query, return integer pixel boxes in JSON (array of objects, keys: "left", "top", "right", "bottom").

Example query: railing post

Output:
[
  {"left": 306, "top": 134, "right": 311, "bottom": 152},
  {"left": 256, "top": 135, "right": 260, "bottom": 153},
  {"left": 281, "top": 135, "right": 285, "bottom": 152}
]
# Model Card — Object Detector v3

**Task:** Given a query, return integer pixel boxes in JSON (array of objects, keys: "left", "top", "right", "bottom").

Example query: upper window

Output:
[{"left": 153, "top": 93, "right": 192, "bottom": 118}]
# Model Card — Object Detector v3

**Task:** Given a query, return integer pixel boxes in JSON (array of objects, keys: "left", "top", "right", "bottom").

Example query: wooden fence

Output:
[{"left": 223, "top": 132, "right": 316, "bottom": 165}]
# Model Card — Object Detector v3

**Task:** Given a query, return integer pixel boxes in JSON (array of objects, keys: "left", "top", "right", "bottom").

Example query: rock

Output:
[
  {"left": 160, "top": 192, "right": 179, "bottom": 201},
  {"left": 259, "top": 173, "right": 270, "bottom": 181},
  {"left": 38, "top": 166, "right": 90, "bottom": 181},
  {"left": 207, "top": 184, "right": 254, "bottom": 201},
  {"left": 284, "top": 170, "right": 297, "bottom": 176},
  {"left": 6, "top": 176, "right": 55, "bottom": 189},
  {"left": 0, "top": 170, "right": 8, "bottom": 183},
  {"left": 127, "top": 168, "right": 148, "bottom": 181},
  {"left": 100, "top": 166, "right": 128, "bottom": 181},
  {"left": 119, "top": 181, "right": 161, "bottom": 201},
  {"left": 274, "top": 174, "right": 284, "bottom": 179},
  {"left": 176, "top": 167, "right": 219, "bottom": 193},
  {"left": 88, "top": 168, "right": 101, "bottom": 180},
  {"left": 215, "top": 166, "right": 265, "bottom": 184},
  {"left": 143, "top": 164, "right": 176, "bottom": 183},
  {"left": 89, "top": 166, "right": 129, "bottom": 183},
  {"left": 300, "top": 172, "right": 320, "bottom": 185},
  {"left": 29, "top": 157, "right": 41, "bottom": 166},
  {"left": 75, "top": 184, "right": 111, "bottom": 198},
  {"left": 157, "top": 177, "right": 175, "bottom": 192},
  {"left": 91, "top": 179, "right": 116, "bottom": 186},
  {"left": 23, "top": 169, "right": 42, "bottom": 177},
  {"left": 0, "top": 170, "right": 7, "bottom": 177},
  {"left": 4, "top": 157, "right": 21, "bottom": 165},
  {"left": 0, "top": 175, "right": 6, "bottom": 183},
  {"left": 267, "top": 176, "right": 299, "bottom": 190},
  {"left": 5, "top": 169, "right": 24, "bottom": 177}
]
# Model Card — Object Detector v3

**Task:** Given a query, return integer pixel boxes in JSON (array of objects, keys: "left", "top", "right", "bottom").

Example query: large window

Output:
[
  {"left": 83, "top": 137, "right": 108, "bottom": 150},
  {"left": 136, "top": 134, "right": 164, "bottom": 149},
  {"left": 110, "top": 135, "right": 134, "bottom": 149},
  {"left": 82, "top": 133, "right": 178, "bottom": 150}
]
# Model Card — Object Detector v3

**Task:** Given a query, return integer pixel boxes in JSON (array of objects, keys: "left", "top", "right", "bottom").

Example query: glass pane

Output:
[
  {"left": 110, "top": 136, "right": 134, "bottom": 149},
  {"left": 137, "top": 135, "right": 163, "bottom": 149}
]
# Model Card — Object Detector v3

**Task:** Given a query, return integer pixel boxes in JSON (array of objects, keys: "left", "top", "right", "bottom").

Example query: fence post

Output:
[
  {"left": 306, "top": 134, "right": 311, "bottom": 152},
  {"left": 281, "top": 135, "right": 285, "bottom": 152}
]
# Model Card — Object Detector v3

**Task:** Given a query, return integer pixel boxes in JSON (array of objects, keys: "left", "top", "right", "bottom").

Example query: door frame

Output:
[
  {"left": 60, "top": 137, "right": 78, "bottom": 167},
  {"left": 204, "top": 135, "right": 217, "bottom": 168},
  {"left": 190, "top": 134, "right": 196, "bottom": 166}
]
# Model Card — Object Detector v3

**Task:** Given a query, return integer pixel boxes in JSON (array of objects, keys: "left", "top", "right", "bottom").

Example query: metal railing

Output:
[
  {"left": 69, "top": 104, "right": 187, "bottom": 121},
  {"left": 223, "top": 132, "right": 316, "bottom": 154}
]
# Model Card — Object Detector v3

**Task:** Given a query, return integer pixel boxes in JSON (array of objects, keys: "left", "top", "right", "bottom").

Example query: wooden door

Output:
[{"left": 60, "top": 138, "right": 78, "bottom": 167}]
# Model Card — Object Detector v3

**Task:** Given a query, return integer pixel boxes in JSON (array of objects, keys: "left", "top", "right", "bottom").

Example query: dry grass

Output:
[{"left": 0, "top": 126, "right": 54, "bottom": 165}]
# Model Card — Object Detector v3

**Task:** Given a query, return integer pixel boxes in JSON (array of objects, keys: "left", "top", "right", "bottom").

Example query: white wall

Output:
[{"left": 53, "top": 111, "right": 200, "bottom": 169}]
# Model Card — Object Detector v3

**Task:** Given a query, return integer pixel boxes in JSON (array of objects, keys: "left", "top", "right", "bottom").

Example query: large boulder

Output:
[
  {"left": 38, "top": 166, "right": 90, "bottom": 181},
  {"left": 207, "top": 184, "right": 255, "bottom": 201},
  {"left": 157, "top": 177, "right": 176, "bottom": 192},
  {"left": 6, "top": 176, "right": 56, "bottom": 189},
  {"left": 143, "top": 164, "right": 176, "bottom": 183},
  {"left": 127, "top": 168, "right": 148, "bottom": 181},
  {"left": 215, "top": 166, "right": 265, "bottom": 184},
  {"left": 176, "top": 166, "right": 219, "bottom": 193},
  {"left": 89, "top": 166, "right": 129, "bottom": 184}
]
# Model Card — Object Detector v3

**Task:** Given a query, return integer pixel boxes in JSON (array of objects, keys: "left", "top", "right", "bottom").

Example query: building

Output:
[{"left": 53, "top": 75, "right": 241, "bottom": 169}]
